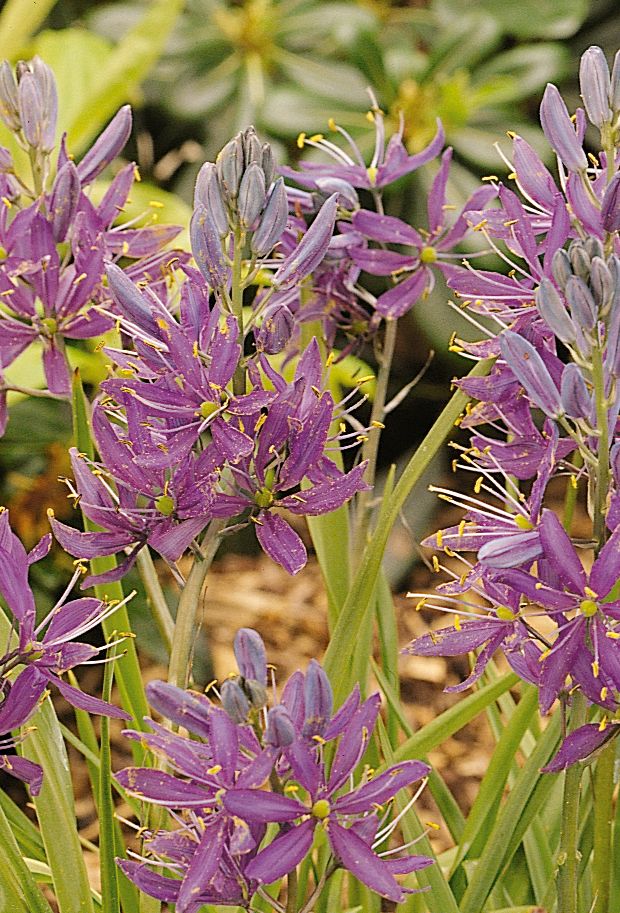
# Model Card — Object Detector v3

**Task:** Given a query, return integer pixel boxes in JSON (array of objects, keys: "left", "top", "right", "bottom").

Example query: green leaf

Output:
[
  {"left": 323, "top": 358, "right": 494, "bottom": 707},
  {"left": 0, "top": 788, "right": 46, "bottom": 861},
  {"left": 21, "top": 699, "right": 96, "bottom": 913},
  {"left": 99, "top": 644, "right": 120, "bottom": 913},
  {"left": 459, "top": 711, "right": 562, "bottom": 913},
  {"left": 376, "top": 717, "right": 461, "bottom": 913},
  {"left": 450, "top": 685, "right": 539, "bottom": 875},
  {"left": 391, "top": 671, "right": 519, "bottom": 763},
  {"left": 68, "top": 0, "right": 184, "bottom": 153},
  {"left": 0, "top": 802, "right": 53, "bottom": 913},
  {"left": 0, "top": 0, "right": 59, "bottom": 58},
  {"left": 434, "top": 0, "right": 588, "bottom": 38}
]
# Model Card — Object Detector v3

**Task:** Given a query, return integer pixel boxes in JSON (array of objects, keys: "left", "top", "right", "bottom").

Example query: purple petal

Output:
[
  {"left": 206, "top": 706, "right": 238, "bottom": 782},
  {"left": 404, "top": 620, "right": 504, "bottom": 657},
  {"left": 351, "top": 210, "right": 422, "bottom": 246},
  {"left": 543, "top": 722, "right": 619, "bottom": 772},
  {"left": 255, "top": 511, "right": 307, "bottom": 575},
  {"left": 478, "top": 530, "right": 542, "bottom": 568},
  {"left": 539, "top": 509, "right": 586, "bottom": 593},
  {"left": 146, "top": 681, "right": 213, "bottom": 737},
  {"left": 77, "top": 105, "right": 132, "bottom": 184},
  {"left": 328, "top": 694, "right": 380, "bottom": 794},
  {"left": 374, "top": 269, "right": 430, "bottom": 319},
  {"left": 51, "top": 676, "right": 130, "bottom": 719},
  {"left": 327, "top": 820, "right": 405, "bottom": 902},
  {"left": 281, "top": 463, "right": 369, "bottom": 516},
  {"left": 0, "top": 754, "right": 43, "bottom": 795},
  {"left": 176, "top": 821, "right": 225, "bottom": 913},
  {"left": 334, "top": 760, "right": 430, "bottom": 815},
  {"left": 500, "top": 331, "right": 562, "bottom": 418},
  {"left": 0, "top": 666, "right": 47, "bottom": 732},
  {"left": 116, "top": 860, "right": 180, "bottom": 903},
  {"left": 540, "top": 83, "right": 588, "bottom": 172},
  {"left": 49, "top": 519, "right": 135, "bottom": 559},
  {"left": 323, "top": 683, "right": 361, "bottom": 740},
  {"left": 224, "top": 789, "right": 306, "bottom": 822},
  {"left": 274, "top": 194, "right": 338, "bottom": 289},
  {"left": 590, "top": 524, "right": 620, "bottom": 597},
  {"left": 383, "top": 854, "right": 434, "bottom": 875},
  {"left": 44, "top": 597, "right": 105, "bottom": 643},
  {"left": 246, "top": 819, "right": 315, "bottom": 883},
  {"left": 116, "top": 768, "right": 211, "bottom": 806}
]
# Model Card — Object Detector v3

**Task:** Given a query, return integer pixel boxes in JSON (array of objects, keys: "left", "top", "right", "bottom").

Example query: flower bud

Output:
[
  {"left": 273, "top": 193, "right": 338, "bottom": 289},
  {"left": 18, "top": 70, "right": 44, "bottom": 150},
  {"left": 194, "top": 162, "right": 229, "bottom": 237},
  {"left": 579, "top": 46, "right": 611, "bottom": 128},
  {"left": 146, "top": 680, "right": 213, "bottom": 738},
  {"left": 590, "top": 257, "right": 614, "bottom": 314},
  {"left": 568, "top": 240, "right": 591, "bottom": 280},
  {"left": 261, "top": 142, "right": 275, "bottom": 187},
  {"left": 561, "top": 363, "right": 591, "bottom": 419},
  {"left": 0, "top": 146, "right": 13, "bottom": 173},
  {"left": 536, "top": 278, "right": 576, "bottom": 344},
  {"left": 216, "top": 135, "right": 244, "bottom": 200},
  {"left": 220, "top": 677, "right": 250, "bottom": 723},
  {"left": 49, "top": 160, "right": 81, "bottom": 242},
  {"left": 242, "top": 679, "right": 268, "bottom": 709},
  {"left": 234, "top": 628, "right": 267, "bottom": 686},
  {"left": 611, "top": 50, "right": 620, "bottom": 114},
  {"left": 251, "top": 177, "right": 288, "bottom": 256},
  {"left": 0, "top": 61, "right": 20, "bottom": 132},
  {"left": 106, "top": 262, "right": 159, "bottom": 337},
  {"left": 242, "top": 126, "right": 262, "bottom": 168},
  {"left": 551, "top": 248, "right": 573, "bottom": 290},
  {"left": 266, "top": 705, "right": 296, "bottom": 747},
  {"left": 190, "top": 204, "right": 230, "bottom": 290},
  {"left": 256, "top": 302, "right": 294, "bottom": 354},
  {"left": 77, "top": 105, "right": 132, "bottom": 185},
  {"left": 238, "top": 162, "right": 266, "bottom": 228},
  {"left": 584, "top": 237, "right": 604, "bottom": 261},
  {"left": 540, "top": 83, "right": 588, "bottom": 172},
  {"left": 565, "top": 276, "right": 597, "bottom": 330},
  {"left": 602, "top": 172, "right": 620, "bottom": 233},
  {"left": 302, "top": 659, "right": 333, "bottom": 738},
  {"left": 500, "top": 330, "right": 563, "bottom": 419}
]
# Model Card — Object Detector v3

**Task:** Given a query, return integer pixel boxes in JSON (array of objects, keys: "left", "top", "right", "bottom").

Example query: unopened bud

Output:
[
  {"left": 256, "top": 301, "right": 294, "bottom": 354},
  {"left": 536, "top": 278, "right": 576, "bottom": 344},
  {"left": 302, "top": 659, "right": 333, "bottom": 738},
  {"left": 611, "top": 50, "right": 620, "bottom": 114},
  {"left": 49, "top": 160, "right": 80, "bottom": 242},
  {"left": 501, "top": 330, "right": 563, "bottom": 419},
  {"left": 261, "top": 142, "right": 275, "bottom": 187},
  {"left": 77, "top": 105, "right": 132, "bottom": 184},
  {"left": 220, "top": 678, "right": 250, "bottom": 723},
  {"left": 566, "top": 276, "right": 597, "bottom": 330},
  {"left": 106, "top": 262, "right": 159, "bottom": 337},
  {"left": 238, "top": 162, "right": 266, "bottom": 228},
  {"left": 266, "top": 705, "right": 295, "bottom": 747},
  {"left": 602, "top": 172, "right": 620, "bottom": 233},
  {"left": 242, "top": 126, "right": 262, "bottom": 167},
  {"left": 551, "top": 248, "right": 573, "bottom": 290},
  {"left": 0, "top": 61, "right": 20, "bottom": 132},
  {"left": 251, "top": 177, "right": 288, "bottom": 256},
  {"left": 540, "top": 83, "right": 588, "bottom": 172},
  {"left": 234, "top": 628, "right": 267, "bottom": 686},
  {"left": 561, "top": 363, "right": 591, "bottom": 420},
  {"left": 590, "top": 257, "right": 614, "bottom": 314},
  {"left": 568, "top": 240, "right": 591, "bottom": 280},
  {"left": 273, "top": 193, "right": 338, "bottom": 289},
  {"left": 580, "top": 46, "right": 611, "bottom": 128},
  {"left": 194, "top": 162, "right": 229, "bottom": 237},
  {"left": 216, "top": 135, "right": 244, "bottom": 200},
  {"left": 190, "top": 204, "right": 230, "bottom": 290}
]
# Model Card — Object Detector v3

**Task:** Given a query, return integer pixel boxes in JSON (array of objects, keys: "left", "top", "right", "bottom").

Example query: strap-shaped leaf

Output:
[{"left": 0, "top": 802, "right": 53, "bottom": 913}]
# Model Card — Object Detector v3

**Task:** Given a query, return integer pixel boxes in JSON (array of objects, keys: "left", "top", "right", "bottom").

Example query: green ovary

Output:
[
  {"left": 311, "top": 799, "right": 330, "bottom": 820},
  {"left": 155, "top": 494, "right": 175, "bottom": 516},
  {"left": 580, "top": 599, "right": 598, "bottom": 617}
]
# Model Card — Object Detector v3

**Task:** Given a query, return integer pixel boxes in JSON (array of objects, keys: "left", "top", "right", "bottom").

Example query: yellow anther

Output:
[
  {"left": 309, "top": 133, "right": 324, "bottom": 143},
  {"left": 474, "top": 476, "right": 483, "bottom": 494},
  {"left": 296, "top": 132, "right": 307, "bottom": 149},
  {"left": 454, "top": 614, "right": 461, "bottom": 631},
  {"left": 207, "top": 764, "right": 222, "bottom": 775}
]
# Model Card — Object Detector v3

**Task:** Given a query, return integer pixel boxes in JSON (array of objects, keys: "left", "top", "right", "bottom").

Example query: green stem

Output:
[
  {"left": 286, "top": 868, "right": 298, "bottom": 913},
  {"left": 231, "top": 226, "right": 246, "bottom": 397},
  {"left": 352, "top": 316, "right": 398, "bottom": 554},
  {"left": 562, "top": 451, "right": 583, "bottom": 534},
  {"left": 557, "top": 692, "right": 587, "bottom": 913},
  {"left": 167, "top": 519, "right": 225, "bottom": 688},
  {"left": 592, "top": 740, "right": 616, "bottom": 913},
  {"left": 135, "top": 549, "right": 174, "bottom": 653}
]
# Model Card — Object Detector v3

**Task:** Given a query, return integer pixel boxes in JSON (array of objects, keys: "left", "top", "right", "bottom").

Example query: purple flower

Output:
[
  {"left": 0, "top": 510, "right": 128, "bottom": 793},
  {"left": 48, "top": 404, "right": 214, "bottom": 587},
  {"left": 224, "top": 695, "right": 431, "bottom": 902},
  {"left": 349, "top": 148, "right": 495, "bottom": 318},
  {"left": 281, "top": 100, "right": 444, "bottom": 191},
  {"left": 497, "top": 510, "right": 620, "bottom": 713}
]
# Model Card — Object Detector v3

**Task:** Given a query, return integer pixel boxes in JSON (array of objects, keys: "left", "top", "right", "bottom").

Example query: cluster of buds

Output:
[{"left": 0, "top": 57, "right": 57, "bottom": 154}]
